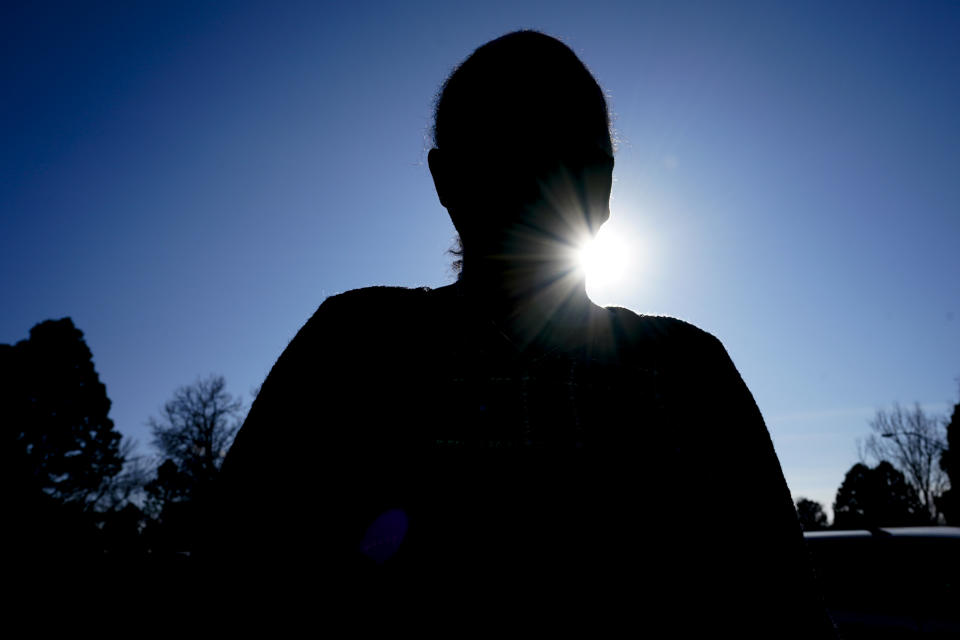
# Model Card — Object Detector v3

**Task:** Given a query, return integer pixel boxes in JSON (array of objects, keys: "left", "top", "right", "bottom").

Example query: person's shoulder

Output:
[
  {"left": 603, "top": 305, "right": 723, "bottom": 352},
  {"left": 602, "top": 306, "right": 748, "bottom": 394},
  {"left": 301, "top": 285, "right": 432, "bottom": 326},
  {"left": 269, "top": 285, "right": 436, "bottom": 371},
  {"left": 316, "top": 285, "right": 433, "bottom": 312}
]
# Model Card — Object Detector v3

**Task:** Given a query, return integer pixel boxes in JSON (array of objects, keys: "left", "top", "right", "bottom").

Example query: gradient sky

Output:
[{"left": 3, "top": 1, "right": 958, "bottom": 517}]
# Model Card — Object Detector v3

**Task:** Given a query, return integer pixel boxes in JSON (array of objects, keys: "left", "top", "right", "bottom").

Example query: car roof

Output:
[{"left": 804, "top": 526, "right": 960, "bottom": 539}]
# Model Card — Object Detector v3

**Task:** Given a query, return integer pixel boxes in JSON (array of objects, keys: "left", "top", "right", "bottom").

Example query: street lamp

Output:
[{"left": 882, "top": 431, "right": 945, "bottom": 449}]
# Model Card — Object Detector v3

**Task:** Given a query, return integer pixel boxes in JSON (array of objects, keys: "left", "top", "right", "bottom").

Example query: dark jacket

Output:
[{"left": 212, "top": 284, "right": 835, "bottom": 635}]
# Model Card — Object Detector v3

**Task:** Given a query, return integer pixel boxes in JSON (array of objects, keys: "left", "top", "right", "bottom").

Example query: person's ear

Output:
[{"left": 428, "top": 148, "right": 454, "bottom": 208}]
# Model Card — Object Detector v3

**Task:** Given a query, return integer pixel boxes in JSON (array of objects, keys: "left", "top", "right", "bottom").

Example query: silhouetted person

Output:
[{"left": 214, "top": 31, "right": 836, "bottom": 635}]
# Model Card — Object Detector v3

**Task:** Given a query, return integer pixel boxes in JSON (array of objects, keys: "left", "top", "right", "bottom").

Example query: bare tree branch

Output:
[
  {"left": 863, "top": 402, "right": 948, "bottom": 522},
  {"left": 149, "top": 375, "right": 242, "bottom": 486}
]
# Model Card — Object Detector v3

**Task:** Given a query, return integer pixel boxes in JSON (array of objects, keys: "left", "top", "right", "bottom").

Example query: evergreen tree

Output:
[
  {"left": 795, "top": 497, "right": 829, "bottom": 531},
  {"left": 833, "top": 461, "right": 927, "bottom": 529},
  {"left": 4, "top": 318, "right": 124, "bottom": 506}
]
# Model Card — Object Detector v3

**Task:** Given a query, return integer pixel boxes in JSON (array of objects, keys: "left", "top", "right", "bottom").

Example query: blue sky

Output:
[{"left": 3, "top": 1, "right": 958, "bottom": 517}]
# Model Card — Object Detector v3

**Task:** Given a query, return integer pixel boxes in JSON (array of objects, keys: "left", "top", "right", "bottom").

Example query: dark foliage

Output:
[
  {"left": 796, "top": 497, "right": 829, "bottom": 531},
  {"left": 142, "top": 458, "right": 196, "bottom": 552},
  {"left": 147, "top": 375, "right": 242, "bottom": 552},
  {"left": 3, "top": 318, "right": 124, "bottom": 507},
  {"left": 145, "top": 459, "right": 192, "bottom": 513},
  {"left": 937, "top": 397, "right": 959, "bottom": 524},
  {"left": 100, "top": 502, "right": 148, "bottom": 555},
  {"left": 3, "top": 318, "right": 133, "bottom": 569},
  {"left": 833, "top": 461, "right": 928, "bottom": 529}
]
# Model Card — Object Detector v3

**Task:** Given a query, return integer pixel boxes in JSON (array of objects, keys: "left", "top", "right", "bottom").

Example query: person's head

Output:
[{"left": 428, "top": 31, "right": 614, "bottom": 276}]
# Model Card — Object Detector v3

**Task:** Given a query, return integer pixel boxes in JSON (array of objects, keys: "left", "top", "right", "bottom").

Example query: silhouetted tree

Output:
[
  {"left": 144, "top": 459, "right": 192, "bottom": 516},
  {"left": 146, "top": 375, "right": 242, "bottom": 551},
  {"left": 149, "top": 375, "right": 242, "bottom": 492},
  {"left": 2, "top": 318, "right": 136, "bottom": 562},
  {"left": 937, "top": 392, "right": 959, "bottom": 524},
  {"left": 142, "top": 458, "right": 196, "bottom": 552},
  {"left": 3, "top": 318, "right": 125, "bottom": 507},
  {"left": 862, "top": 402, "right": 947, "bottom": 522},
  {"left": 833, "top": 461, "right": 927, "bottom": 529},
  {"left": 796, "top": 498, "right": 829, "bottom": 531},
  {"left": 100, "top": 502, "right": 148, "bottom": 555}
]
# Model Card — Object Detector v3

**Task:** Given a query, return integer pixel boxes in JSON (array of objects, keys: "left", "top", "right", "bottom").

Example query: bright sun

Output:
[{"left": 577, "top": 225, "right": 629, "bottom": 288}]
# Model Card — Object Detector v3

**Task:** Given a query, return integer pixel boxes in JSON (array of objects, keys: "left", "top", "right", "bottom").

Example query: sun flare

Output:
[{"left": 577, "top": 226, "right": 629, "bottom": 289}]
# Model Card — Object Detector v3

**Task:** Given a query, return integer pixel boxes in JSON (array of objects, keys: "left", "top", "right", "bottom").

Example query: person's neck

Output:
[{"left": 457, "top": 254, "right": 595, "bottom": 350}]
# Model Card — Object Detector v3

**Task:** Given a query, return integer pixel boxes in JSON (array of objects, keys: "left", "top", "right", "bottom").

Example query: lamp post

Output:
[
  {"left": 881, "top": 431, "right": 947, "bottom": 523},
  {"left": 881, "top": 431, "right": 946, "bottom": 450}
]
